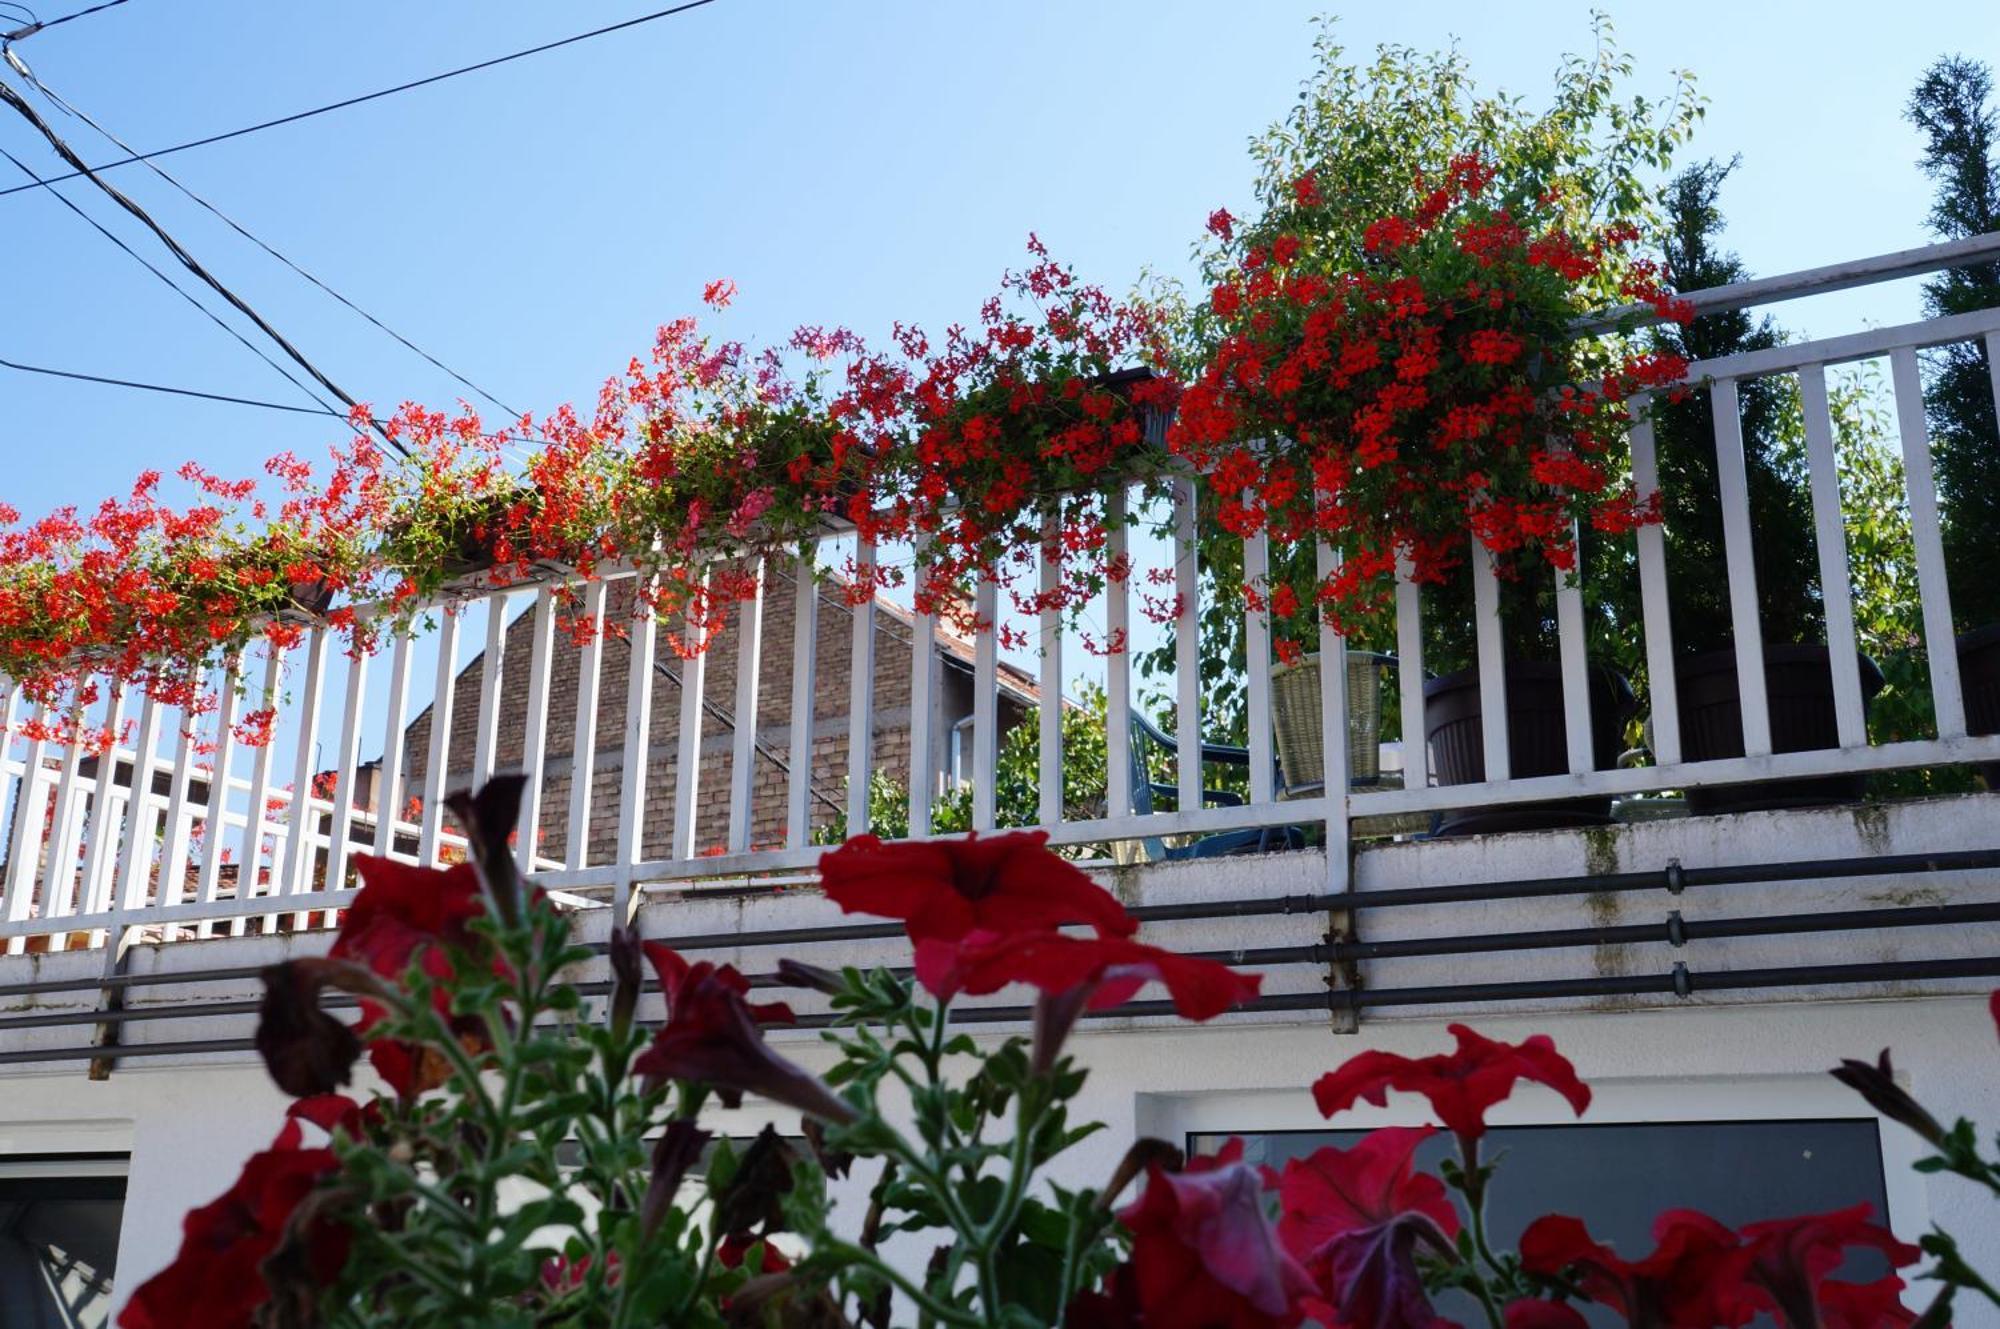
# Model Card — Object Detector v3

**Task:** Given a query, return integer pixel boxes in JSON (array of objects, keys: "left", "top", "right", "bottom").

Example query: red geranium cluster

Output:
[{"left": 1174, "top": 153, "right": 1694, "bottom": 636}]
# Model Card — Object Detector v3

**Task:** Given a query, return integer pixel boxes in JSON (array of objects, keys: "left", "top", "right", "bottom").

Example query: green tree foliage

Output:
[
  {"left": 1908, "top": 55, "right": 2000, "bottom": 632},
  {"left": 1645, "top": 159, "right": 1821, "bottom": 658}
]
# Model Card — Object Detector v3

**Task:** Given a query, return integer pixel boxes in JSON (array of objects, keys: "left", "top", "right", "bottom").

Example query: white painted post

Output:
[
  {"left": 73, "top": 684, "right": 129, "bottom": 934},
  {"left": 1798, "top": 365, "right": 1868, "bottom": 748},
  {"left": 470, "top": 593, "right": 507, "bottom": 789},
  {"left": 1, "top": 700, "right": 51, "bottom": 955},
  {"left": 670, "top": 572, "right": 707, "bottom": 862},
  {"left": 726, "top": 563, "right": 765, "bottom": 855},
  {"left": 515, "top": 586, "right": 557, "bottom": 875},
  {"left": 1709, "top": 378, "right": 1774, "bottom": 756},
  {"left": 1629, "top": 405, "right": 1682, "bottom": 765},
  {"left": 195, "top": 655, "right": 244, "bottom": 937},
  {"left": 107, "top": 692, "right": 165, "bottom": 944},
  {"left": 282, "top": 628, "right": 330, "bottom": 929},
  {"left": 1243, "top": 528, "right": 1276, "bottom": 803},
  {"left": 1317, "top": 541, "right": 1352, "bottom": 862},
  {"left": 1469, "top": 539, "right": 1511, "bottom": 782},
  {"left": 1174, "top": 476, "right": 1202, "bottom": 812},
  {"left": 1038, "top": 518, "right": 1064, "bottom": 829},
  {"left": 156, "top": 685, "right": 206, "bottom": 909},
  {"left": 42, "top": 696, "right": 92, "bottom": 946},
  {"left": 373, "top": 632, "right": 414, "bottom": 860},
  {"left": 1553, "top": 524, "right": 1593, "bottom": 775},
  {"left": 325, "top": 642, "right": 371, "bottom": 914},
  {"left": 908, "top": 537, "right": 938, "bottom": 839},
  {"left": 845, "top": 538, "right": 877, "bottom": 835},
  {"left": 1104, "top": 492, "right": 1133, "bottom": 819},
  {"left": 1394, "top": 552, "right": 1429, "bottom": 788},
  {"left": 238, "top": 648, "right": 284, "bottom": 935},
  {"left": 418, "top": 610, "right": 462, "bottom": 866},
  {"left": 623, "top": 574, "right": 661, "bottom": 918},
  {"left": 785, "top": 554, "right": 818, "bottom": 850},
  {"left": 564, "top": 578, "right": 609, "bottom": 871},
  {"left": 971, "top": 575, "right": 999, "bottom": 832},
  {"left": 1891, "top": 346, "right": 1966, "bottom": 739}
]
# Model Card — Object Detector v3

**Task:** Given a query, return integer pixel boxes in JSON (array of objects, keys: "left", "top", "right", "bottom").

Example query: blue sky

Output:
[{"left": 1, "top": 0, "right": 1991, "bottom": 526}]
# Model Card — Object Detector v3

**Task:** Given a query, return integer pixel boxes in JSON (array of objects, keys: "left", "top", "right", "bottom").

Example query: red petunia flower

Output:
[
  {"left": 1311, "top": 1025, "right": 1591, "bottom": 1146},
  {"left": 118, "top": 1120, "right": 348, "bottom": 1329},
  {"left": 1816, "top": 1277, "right": 1918, "bottom": 1329},
  {"left": 632, "top": 943, "right": 853, "bottom": 1124},
  {"left": 1116, "top": 1141, "right": 1315, "bottom": 1329},
  {"left": 817, "top": 830, "right": 1136, "bottom": 943},
  {"left": 1267, "top": 1127, "right": 1460, "bottom": 1329},
  {"left": 1519, "top": 1210, "right": 1753, "bottom": 1329},
  {"left": 1736, "top": 1205, "right": 1919, "bottom": 1329},
  {"left": 331, "top": 855, "right": 484, "bottom": 980},
  {"left": 1503, "top": 1300, "right": 1588, "bottom": 1329}
]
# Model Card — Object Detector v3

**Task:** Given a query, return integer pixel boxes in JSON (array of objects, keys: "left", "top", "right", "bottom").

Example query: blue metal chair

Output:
[{"left": 1127, "top": 711, "right": 1306, "bottom": 861}]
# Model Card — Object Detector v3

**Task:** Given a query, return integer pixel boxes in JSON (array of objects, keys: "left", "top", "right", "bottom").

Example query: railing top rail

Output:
[
  {"left": 1576, "top": 229, "right": 2000, "bottom": 335},
  {"left": 1679, "top": 302, "right": 2000, "bottom": 385}
]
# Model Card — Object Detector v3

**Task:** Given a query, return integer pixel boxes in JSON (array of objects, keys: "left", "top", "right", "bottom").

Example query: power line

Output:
[
  {"left": 1, "top": 0, "right": 129, "bottom": 42},
  {"left": 0, "top": 69, "right": 401, "bottom": 452},
  {"left": 0, "top": 144, "right": 351, "bottom": 422},
  {"left": 0, "top": 0, "right": 724, "bottom": 199},
  {"left": 4, "top": 49, "right": 523, "bottom": 420}
]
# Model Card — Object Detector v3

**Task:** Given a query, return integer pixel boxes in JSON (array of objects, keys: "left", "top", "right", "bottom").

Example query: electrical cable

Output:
[
  {"left": 0, "top": 73, "right": 401, "bottom": 450},
  {"left": 6, "top": 49, "right": 524, "bottom": 420},
  {"left": 1, "top": 0, "right": 126, "bottom": 42},
  {"left": 0, "top": 0, "right": 724, "bottom": 198},
  {"left": 0, "top": 144, "right": 351, "bottom": 424}
]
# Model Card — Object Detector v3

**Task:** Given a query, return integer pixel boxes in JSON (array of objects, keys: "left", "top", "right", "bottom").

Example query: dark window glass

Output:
[
  {"left": 0, "top": 1161, "right": 126, "bottom": 1329},
  {"left": 1192, "top": 1120, "right": 1892, "bottom": 1327}
]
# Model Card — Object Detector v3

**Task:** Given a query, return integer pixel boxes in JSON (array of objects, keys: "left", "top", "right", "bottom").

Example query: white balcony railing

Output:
[{"left": 3, "top": 234, "right": 2000, "bottom": 955}]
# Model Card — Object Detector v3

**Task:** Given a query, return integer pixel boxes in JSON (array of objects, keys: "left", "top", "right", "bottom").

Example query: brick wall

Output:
[{"left": 399, "top": 564, "right": 1026, "bottom": 866}]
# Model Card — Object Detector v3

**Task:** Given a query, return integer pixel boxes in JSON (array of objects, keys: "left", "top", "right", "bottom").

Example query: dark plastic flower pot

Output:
[
  {"left": 286, "top": 578, "right": 337, "bottom": 618},
  {"left": 1957, "top": 624, "right": 2000, "bottom": 789},
  {"left": 1423, "top": 660, "right": 1637, "bottom": 837},
  {"left": 1674, "top": 643, "right": 1885, "bottom": 815}
]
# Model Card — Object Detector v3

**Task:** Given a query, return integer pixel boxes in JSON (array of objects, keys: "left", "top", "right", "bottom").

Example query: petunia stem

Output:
[{"left": 820, "top": 1238, "right": 983, "bottom": 1328}]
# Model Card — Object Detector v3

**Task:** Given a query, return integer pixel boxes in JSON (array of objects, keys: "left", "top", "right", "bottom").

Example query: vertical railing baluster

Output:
[
  {"left": 1710, "top": 378, "right": 1773, "bottom": 756},
  {"left": 1799, "top": 365, "right": 1868, "bottom": 747},
  {"left": 1242, "top": 526, "right": 1275, "bottom": 804},
  {"left": 908, "top": 536, "right": 937, "bottom": 839},
  {"left": 1891, "top": 345, "right": 1966, "bottom": 739},
  {"left": 237, "top": 647, "right": 284, "bottom": 936},
  {"left": 845, "top": 538, "right": 876, "bottom": 836},
  {"left": 2, "top": 700, "right": 51, "bottom": 955},
  {"left": 373, "top": 632, "right": 414, "bottom": 860},
  {"left": 515, "top": 587, "right": 556, "bottom": 875},
  {"left": 107, "top": 692, "right": 164, "bottom": 947},
  {"left": 195, "top": 655, "right": 244, "bottom": 938},
  {"left": 73, "top": 684, "right": 128, "bottom": 938},
  {"left": 1174, "top": 476, "right": 1202, "bottom": 813},
  {"left": 1104, "top": 491, "right": 1133, "bottom": 819},
  {"left": 1629, "top": 404, "right": 1682, "bottom": 765},
  {"left": 971, "top": 575, "right": 1000, "bottom": 831},
  {"left": 325, "top": 638, "right": 371, "bottom": 918},
  {"left": 43, "top": 694, "right": 92, "bottom": 949},
  {"left": 726, "top": 562, "right": 765, "bottom": 855},
  {"left": 564, "top": 578, "right": 608, "bottom": 872},
  {"left": 669, "top": 572, "right": 704, "bottom": 864},
  {"left": 282, "top": 628, "right": 329, "bottom": 930},
  {"left": 1469, "top": 540, "right": 1511, "bottom": 782},
  {"left": 622, "top": 574, "right": 661, "bottom": 920},
  {"left": 419, "top": 609, "right": 462, "bottom": 866},
  {"left": 1038, "top": 518, "right": 1064, "bottom": 829},
  {"left": 1316, "top": 541, "right": 1352, "bottom": 866},
  {"left": 785, "top": 553, "right": 818, "bottom": 851},
  {"left": 1553, "top": 524, "right": 1593, "bottom": 775},
  {"left": 157, "top": 688, "right": 204, "bottom": 910},
  {"left": 471, "top": 592, "right": 508, "bottom": 789},
  {"left": 1394, "top": 553, "right": 1429, "bottom": 789}
]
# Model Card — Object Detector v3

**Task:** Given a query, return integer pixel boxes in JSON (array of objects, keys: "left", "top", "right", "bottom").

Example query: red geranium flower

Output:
[
  {"left": 632, "top": 943, "right": 853, "bottom": 1124},
  {"left": 817, "top": 830, "right": 1137, "bottom": 942},
  {"left": 119, "top": 1119, "right": 347, "bottom": 1329},
  {"left": 1268, "top": 1127, "right": 1460, "bottom": 1329},
  {"left": 1519, "top": 1210, "right": 1752, "bottom": 1329},
  {"left": 1115, "top": 1141, "right": 1315, "bottom": 1329},
  {"left": 1311, "top": 1025, "right": 1591, "bottom": 1146},
  {"left": 1736, "top": 1205, "right": 1918, "bottom": 1329}
]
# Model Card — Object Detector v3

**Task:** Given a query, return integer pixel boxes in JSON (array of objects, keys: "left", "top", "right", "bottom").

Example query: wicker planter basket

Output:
[{"left": 1269, "top": 651, "right": 1392, "bottom": 790}]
